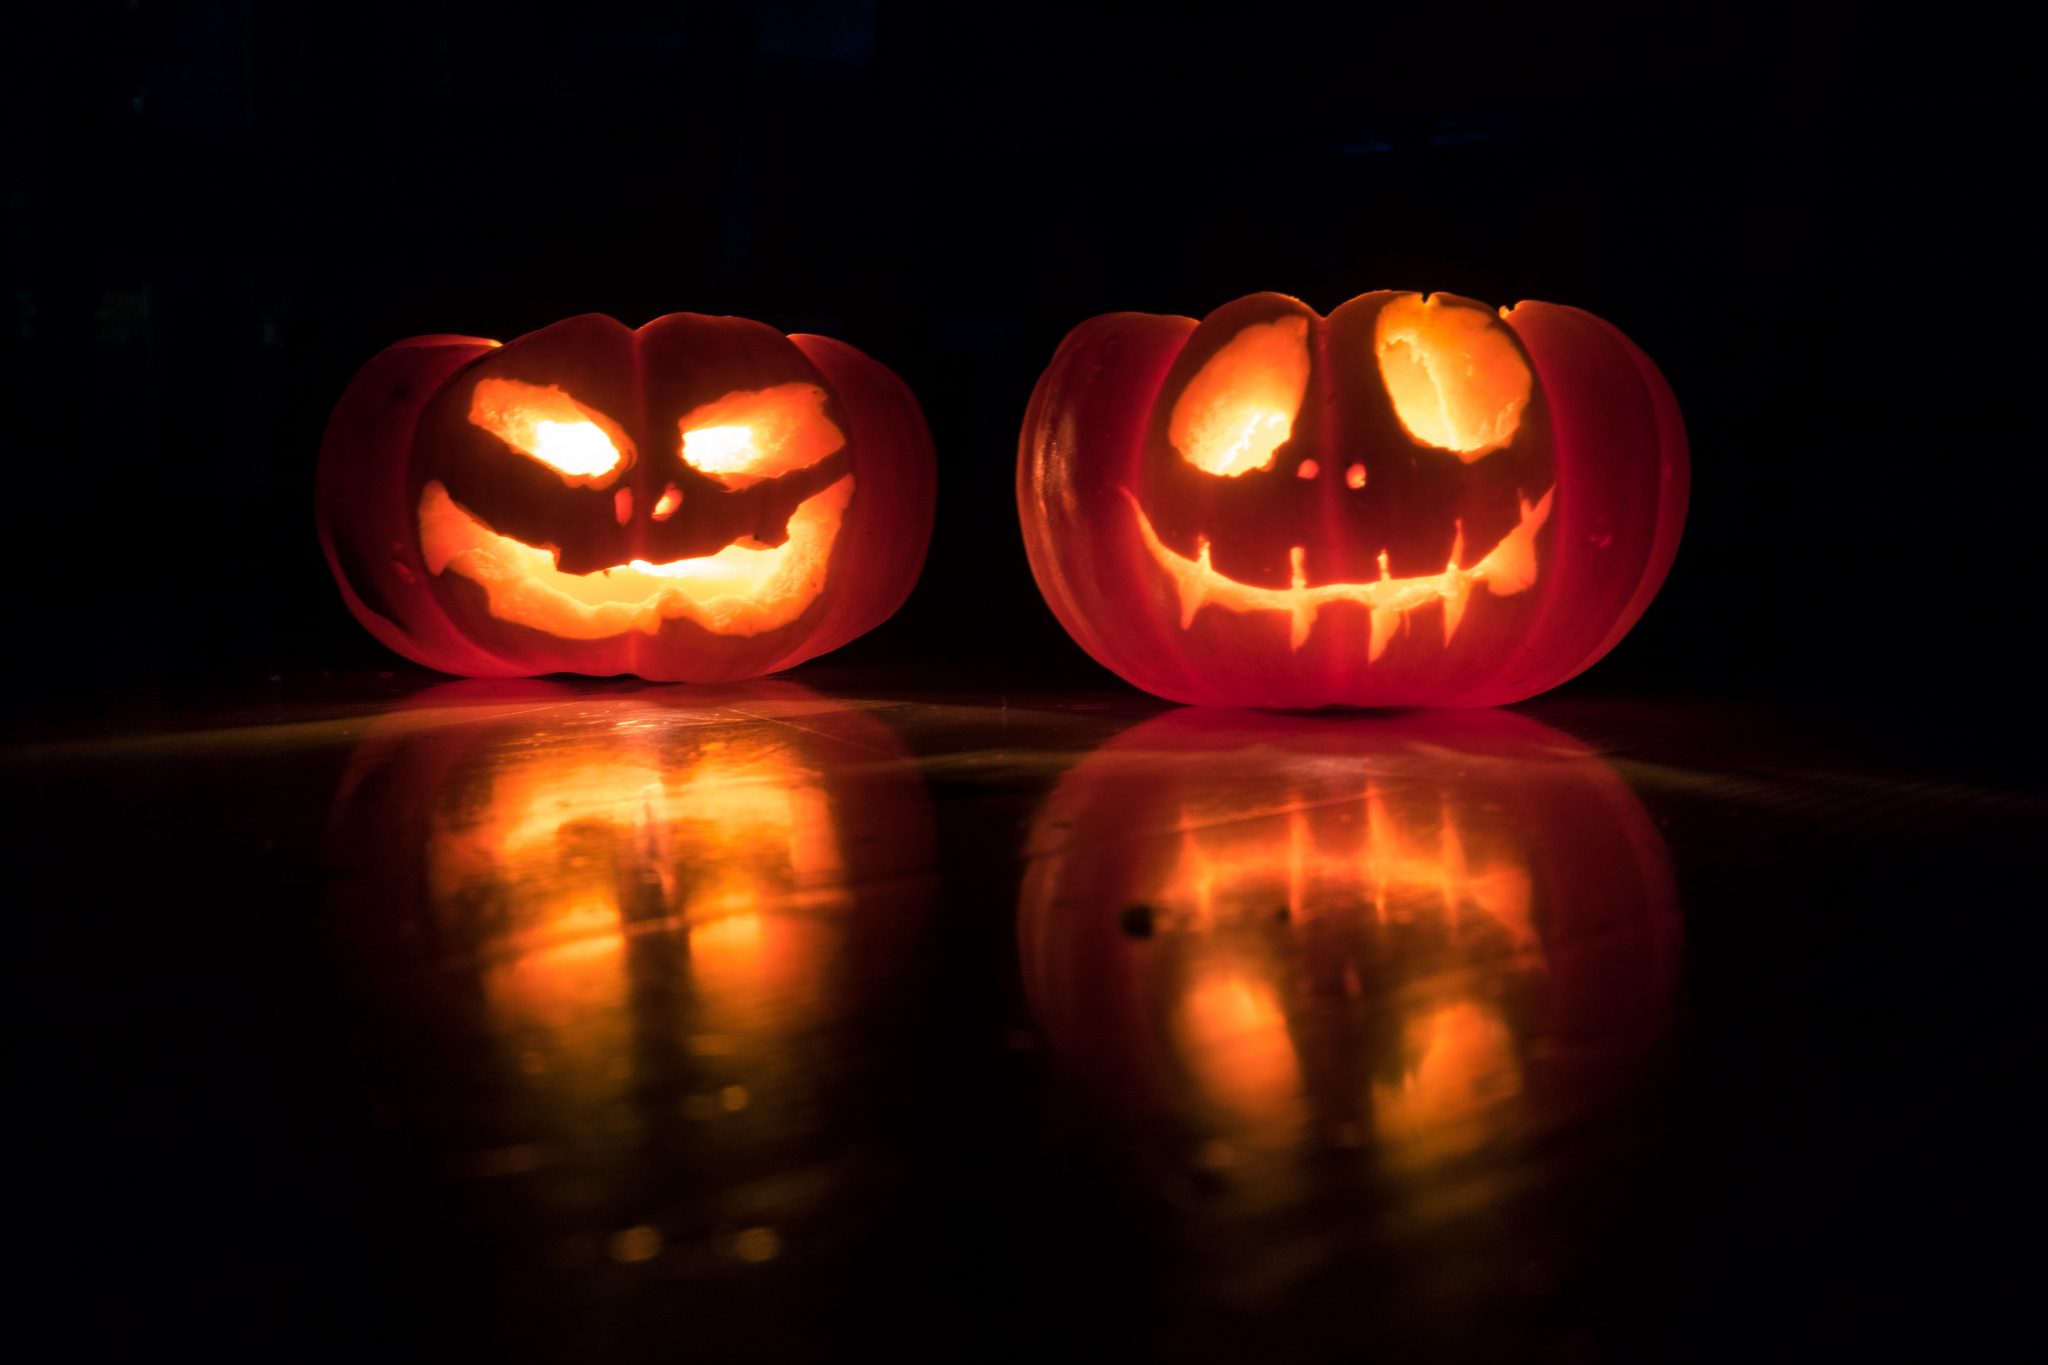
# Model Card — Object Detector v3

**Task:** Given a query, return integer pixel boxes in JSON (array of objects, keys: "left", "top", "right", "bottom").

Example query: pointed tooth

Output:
[
  {"left": 1369, "top": 605, "right": 1399, "bottom": 661},
  {"left": 1288, "top": 546, "right": 1314, "bottom": 650},
  {"left": 1442, "top": 578, "right": 1472, "bottom": 644}
]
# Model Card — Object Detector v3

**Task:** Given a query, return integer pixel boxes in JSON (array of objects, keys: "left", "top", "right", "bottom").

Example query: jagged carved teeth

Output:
[{"left": 1124, "top": 487, "right": 1553, "bottom": 656}]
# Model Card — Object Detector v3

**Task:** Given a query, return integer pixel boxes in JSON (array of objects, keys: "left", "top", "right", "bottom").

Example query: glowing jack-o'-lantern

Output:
[
  {"left": 1018, "top": 292, "right": 1688, "bottom": 707},
  {"left": 1019, "top": 709, "right": 1680, "bottom": 1176},
  {"left": 319, "top": 313, "right": 936, "bottom": 681},
  {"left": 324, "top": 681, "right": 936, "bottom": 1267}
]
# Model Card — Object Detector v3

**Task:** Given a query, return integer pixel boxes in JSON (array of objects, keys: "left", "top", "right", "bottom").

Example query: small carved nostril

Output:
[
  {"left": 613, "top": 487, "right": 633, "bottom": 524},
  {"left": 1346, "top": 463, "right": 1367, "bottom": 490},
  {"left": 1296, "top": 458, "right": 1320, "bottom": 480},
  {"left": 652, "top": 483, "right": 682, "bottom": 521}
]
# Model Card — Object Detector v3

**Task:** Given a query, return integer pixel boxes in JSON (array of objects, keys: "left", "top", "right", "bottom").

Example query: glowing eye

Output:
[
  {"left": 678, "top": 383, "right": 843, "bottom": 490},
  {"left": 1169, "top": 316, "right": 1311, "bottom": 477},
  {"left": 1373, "top": 295, "right": 1531, "bottom": 460},
  {"left": 469, "top": 378, "right": 627, "bottom": 481},
  {"left": 680, "top": 425, "right": 758, "bottom": 473}
]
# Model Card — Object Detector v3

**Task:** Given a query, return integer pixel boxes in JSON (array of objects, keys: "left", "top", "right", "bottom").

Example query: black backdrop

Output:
[{"left": 7, "top": 3, "right": 2036, "bottom": 708}]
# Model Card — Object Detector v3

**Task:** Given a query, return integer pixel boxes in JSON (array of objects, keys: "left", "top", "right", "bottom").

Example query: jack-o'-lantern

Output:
[
  {"left": 319, "top": 313, "right": 936, "bottom": 681},
  {"left": 324, "top": 681, "right": 937, "bottom": 1287},
  {"left": 1018, "top": 292, "right": 1688, "bottom": 707},
  {"left": 1020, "top": 708, "right": 1680, "bottom": 1184}
]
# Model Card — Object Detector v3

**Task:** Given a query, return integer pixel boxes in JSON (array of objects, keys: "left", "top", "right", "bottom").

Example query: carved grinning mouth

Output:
[
  {"left": 418, "top": 476, "right": 853, "bottom": 640},
  {"left": 1125, "top": 486, "right": 1554, "bottom": 657}
]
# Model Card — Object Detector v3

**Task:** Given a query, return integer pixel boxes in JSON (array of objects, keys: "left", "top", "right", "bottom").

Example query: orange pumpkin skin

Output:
[
  {"left": 1017, "top": 292, "right": 1687, "bottom": 707},
  {"left": 318, "top": 314, "right": 935, "bottom": 682}
]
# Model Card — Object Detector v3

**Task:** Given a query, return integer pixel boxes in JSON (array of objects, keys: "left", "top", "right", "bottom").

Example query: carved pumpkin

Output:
[
  {"left": 324, "top": 681, "right": 937, "bottom": 1270},
  {"left": 1018, "top": 292, "right": 1687, "bottom": 707},
  {"left": 1019, "top": 708, "right": 1680, "bottom": 1167},
  {"left": 319, "top": 313, "right": 935, "bottom": 681}
]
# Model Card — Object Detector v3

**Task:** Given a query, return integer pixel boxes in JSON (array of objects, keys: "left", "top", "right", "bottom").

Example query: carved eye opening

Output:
[
  {"left": 1373, "top": 295, "right": 1530, "bottom": 460},
  {"left": 1169, "top": 316, "right": 1312, "bottom": 477},
  {"left": 678, "top": 383, "right": 844, "bottom": 491},
  {"left": 469, "top": 378, "right": 630, "bottom": 483}
]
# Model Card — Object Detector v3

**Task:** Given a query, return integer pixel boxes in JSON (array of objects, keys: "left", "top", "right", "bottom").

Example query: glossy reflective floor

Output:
[{"left": 16, "top": 677, "right": 2034, "bottom": 1361}]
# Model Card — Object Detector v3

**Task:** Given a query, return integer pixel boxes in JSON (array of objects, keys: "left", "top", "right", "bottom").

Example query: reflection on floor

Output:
[
  {"left": 1020, "top": 709, "right": 1678, "bottom": 1195},
  {"left": 18, "top": 677, "right": 2034, "bottom": 1360}
]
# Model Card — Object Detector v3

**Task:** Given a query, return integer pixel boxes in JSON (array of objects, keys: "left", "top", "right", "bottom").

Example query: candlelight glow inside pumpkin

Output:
[
  {"left": 1169, "top": 316, "right": 1312, "bottom": 477},
  {"left": 418, "top": 479, "right": 853, "bottom": 640},
  {"left": 469, "top": 378, "right": 629, "bottom": 481},
  {"left": 1017, "top": 290, "right": 1687, "bottom": 707},
  {"left": 1135, "top": 297, "right": 1549, "bottom": 655},
  {"left": 676, "top": 383, "right": 846, "bottom": 489},
  {"left": 1128, "top": 484, "right": 1550, "bottom": 653},
  {"left": 318, "top": 312, "right": 935, "bottom": 681},
  {"left": 420, "top": 381, "right": 854, "bottom": 641},
  {"left": 1373, "top": 294, "right": 1531, "bottom": 458}
]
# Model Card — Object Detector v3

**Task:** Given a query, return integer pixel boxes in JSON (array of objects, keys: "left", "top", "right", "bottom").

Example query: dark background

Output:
[
  {"left": 9, "top": 5, "right": 2040, "bottom": 1363},
  {"left": 7, "top": 1, "right": 2037, "bottom": 713}
]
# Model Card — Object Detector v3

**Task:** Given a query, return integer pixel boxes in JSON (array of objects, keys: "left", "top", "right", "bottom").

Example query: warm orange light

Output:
[
  {"left": 682, "top": 426, "right": 759, "bottom": 473},
  {"left": 1149, "top": 771, "right": 1543, "bottom": 1152},
  {"left": 1373, "top": 295, "right": 1531, "bottom": 459},
  {"left": 1163, "top": 781, "right": 1534, "bottom": 942},
  {"left": 1177, "top": 964, "right": 1304, "bottom": 1133},
  {"left": 1168, "top": 317, "right": 1312, "bottom": 477},
  {"left": 424, "top": 720, "right": 850, "bottom": 1109},
  {"left": 678, "top": 383, "right": 844, "bottom": 489},
  {"left": 1125, "top": 484, "right": 1552, "bottom": 653},
  {"left": 417, "top": 475, "right": 852, "bottom": 639},
  {"left": 1372, "top": 999, "right": 1521, "bottom": 1160},
  {"left": 328, "top": 684, "right": 941, "bottom": 1257},
  {"left": 469, "top": 377, "right": 629, "bottom": 481}
]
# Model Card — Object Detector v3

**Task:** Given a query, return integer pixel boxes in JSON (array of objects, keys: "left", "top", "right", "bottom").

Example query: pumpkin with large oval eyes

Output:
[
  {"left": 318, "top": 312, "right": 935, "bottom": 682},
  {"left": 1018, "top": 291, "right": 1688, "bottom": 707}
]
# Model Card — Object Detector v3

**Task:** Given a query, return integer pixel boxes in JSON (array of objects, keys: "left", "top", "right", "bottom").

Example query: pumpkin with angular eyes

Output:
[
  {"left": 1018, "top": 291, "right": 1687, "bottom": 707},
  {"left": 319, "top": 312, "right": 935, "bottom": 681}
]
